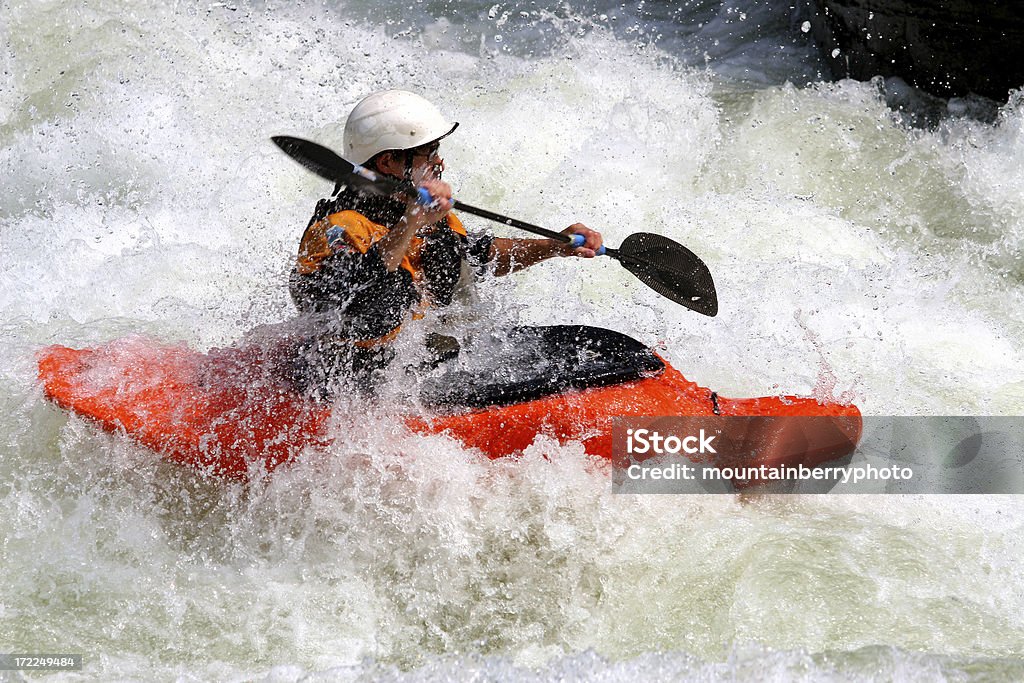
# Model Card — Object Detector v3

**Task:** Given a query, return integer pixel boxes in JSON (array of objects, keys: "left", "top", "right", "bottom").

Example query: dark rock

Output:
[
  {"left": 878, "top": 75, "right": 1001, "bottom": 127},
  {"left": 804, "top": 0, "right": 1024, "bottom": 101}
]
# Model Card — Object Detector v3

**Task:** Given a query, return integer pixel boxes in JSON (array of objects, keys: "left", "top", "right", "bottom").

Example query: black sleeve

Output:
[
  {"left": 465, "top": 230, "right": 495, "bottom": 275},
  {"left": 290, "top": 245, "right": 419, "bottom": 341}
]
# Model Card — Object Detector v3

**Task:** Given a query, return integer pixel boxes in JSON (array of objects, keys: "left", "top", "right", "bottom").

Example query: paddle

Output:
[{"left": 271, "top": 136, "right": 718, "bottom": 316}]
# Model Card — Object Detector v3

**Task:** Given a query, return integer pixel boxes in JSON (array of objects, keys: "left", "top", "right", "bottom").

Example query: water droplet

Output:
[{"left": 801, "top": 21, "right": 811, "bottom": 33}]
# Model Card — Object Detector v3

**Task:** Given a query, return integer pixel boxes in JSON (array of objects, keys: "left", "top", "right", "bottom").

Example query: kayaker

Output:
[{"left": 287, "top": 89, "right": 603, "bottom": 396}]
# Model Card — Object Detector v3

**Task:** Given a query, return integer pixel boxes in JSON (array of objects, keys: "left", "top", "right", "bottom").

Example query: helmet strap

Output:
[{"left": 403, "top": 151, "right": 415, "bottom": 182}]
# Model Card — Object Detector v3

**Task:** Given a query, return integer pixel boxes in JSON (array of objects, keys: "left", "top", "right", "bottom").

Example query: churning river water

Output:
[{"left": 2, "top": 0, "right": 1024, "bottom": 680}]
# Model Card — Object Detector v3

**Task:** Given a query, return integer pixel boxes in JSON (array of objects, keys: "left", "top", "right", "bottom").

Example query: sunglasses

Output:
[{"left": 408, "top": 142, "right": 441, "bottom": 160}]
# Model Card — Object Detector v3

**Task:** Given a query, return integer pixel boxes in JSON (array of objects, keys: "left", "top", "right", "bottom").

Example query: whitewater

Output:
[{"left": 2, "top": 0, "right": 1023, "bottom": 680}]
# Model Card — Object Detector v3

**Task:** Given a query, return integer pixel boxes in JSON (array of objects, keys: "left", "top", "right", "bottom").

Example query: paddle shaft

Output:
[
  {"left": 453, "top": 200, "right": 566, "bottom": 242},
  {"left": 452, "top": 200, "right": 614, "bottom": 255}
]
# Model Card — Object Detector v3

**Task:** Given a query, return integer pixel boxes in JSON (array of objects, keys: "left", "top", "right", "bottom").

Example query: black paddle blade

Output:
[
  {"left": 613, "top": 232, "right": 718, "bottom": 316},
  {"left": 272, "top": 136, "right": 354, "bottom": 183},
  {"left": 271, "top": 136, "right": 408, "bottom": 199}
]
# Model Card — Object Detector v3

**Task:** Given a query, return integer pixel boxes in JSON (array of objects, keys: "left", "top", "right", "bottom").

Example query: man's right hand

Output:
[
  {"left": 380, "top": 178, "right": 453, "bottom": 271},
  {"left": 408, "top": 178, "right": 453, "bottom": 227}
]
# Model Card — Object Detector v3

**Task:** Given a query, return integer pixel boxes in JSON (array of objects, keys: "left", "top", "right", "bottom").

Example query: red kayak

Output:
[{"left": 37, "top": 326, "right": 861, "bottom": 480}]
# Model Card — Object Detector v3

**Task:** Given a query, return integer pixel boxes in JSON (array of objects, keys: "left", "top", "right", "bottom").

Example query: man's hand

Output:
[
  {"left": 408, "top": 178, "right": 453, "bottom": 227},
  {"left": 560, "top": 223, "right": 603, "bottom": 258}
]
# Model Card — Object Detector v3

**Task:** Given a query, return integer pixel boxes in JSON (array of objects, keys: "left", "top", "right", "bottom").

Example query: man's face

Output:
[
  {"left": 373, "top": 141, "right": 445, "bottom": 183},
  {"left": 407, "top": 141, "right": 444, "bottom": 183}
]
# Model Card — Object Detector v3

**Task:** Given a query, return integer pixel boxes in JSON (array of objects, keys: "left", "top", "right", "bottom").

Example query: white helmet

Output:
[{"left": 342, "top": 90, "right": 458, "bottom": 165}]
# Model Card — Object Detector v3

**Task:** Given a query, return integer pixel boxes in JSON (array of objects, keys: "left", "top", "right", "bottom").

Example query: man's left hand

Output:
[{"left": 560, "top": 223, "right": 603, "bottom": 258}]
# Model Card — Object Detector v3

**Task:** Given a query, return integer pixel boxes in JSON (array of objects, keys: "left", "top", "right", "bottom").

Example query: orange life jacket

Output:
[{"left": 289, "top": 188, "right": 492, "bottom": 345}]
